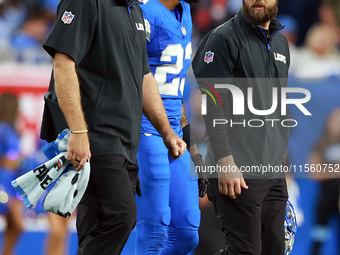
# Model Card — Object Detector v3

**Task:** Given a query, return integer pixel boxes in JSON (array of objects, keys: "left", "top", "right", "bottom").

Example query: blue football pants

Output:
[{"left": 135, "top": 134, "right": 200, "bottom": 255}]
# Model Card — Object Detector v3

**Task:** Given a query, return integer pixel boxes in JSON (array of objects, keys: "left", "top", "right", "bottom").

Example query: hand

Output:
[
  {"left": 67, "top": 133, "right": 91, "bottom": 171},
  {"left": 191, "top": 154, "right": 209, "bottom": 198},
  {"left": 218, "top": 155, "right": 248, "bottom": 199},
  {"left": 162, "top": 130, "right": 186, "bottom": 160}
]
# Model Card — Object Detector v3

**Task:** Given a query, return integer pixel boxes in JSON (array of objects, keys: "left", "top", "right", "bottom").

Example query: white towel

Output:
[
  {"left": 12, "top": 129, "right": 90, "bottom": 218},
  {"left": 43, "top": 162, "right": 90, "bottom": 218},
  {"left": 11, "top": 152, "right": 69, "bottom": 209}
]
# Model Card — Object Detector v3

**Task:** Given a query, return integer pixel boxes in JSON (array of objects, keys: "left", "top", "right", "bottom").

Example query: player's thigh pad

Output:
[
  {"left": 169, "top": 150, "right": 200, "bottom": 229},
  {"left": 136, "top": 134, "right": 171, "bottom": 225}
]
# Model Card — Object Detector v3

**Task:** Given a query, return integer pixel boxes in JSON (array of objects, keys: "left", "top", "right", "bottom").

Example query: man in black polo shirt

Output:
[
  {"left": 41, "top": 0, "right": 186, "bottom": 254},
  {"left": 193, "top": 0, "right": 290, "bottom": 254}
]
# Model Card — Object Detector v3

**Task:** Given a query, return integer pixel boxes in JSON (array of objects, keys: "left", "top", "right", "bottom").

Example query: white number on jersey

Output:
[{"left": 154, "top": 42, "right": 192, "bottom": 96}]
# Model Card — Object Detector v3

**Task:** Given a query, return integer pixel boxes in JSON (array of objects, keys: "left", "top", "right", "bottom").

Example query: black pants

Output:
[
  {"left": 76, "top": 154, "right": 138, "bottom": 255},
  {"left": 209, "top": 178, "right": 288, "bottom": 255}
]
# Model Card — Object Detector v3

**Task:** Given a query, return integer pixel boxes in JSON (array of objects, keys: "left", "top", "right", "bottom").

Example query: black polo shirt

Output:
[
  {"left": 193, "top": 8, "right": 290, "bottom": 178},
  {"left": 42, "top": 0, "right": 150, "bottom": 164}
]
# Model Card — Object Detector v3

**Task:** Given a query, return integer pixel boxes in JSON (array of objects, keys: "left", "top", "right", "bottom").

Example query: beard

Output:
[{"left": 243, "top": 0, "right": 278, "bottom": 26}]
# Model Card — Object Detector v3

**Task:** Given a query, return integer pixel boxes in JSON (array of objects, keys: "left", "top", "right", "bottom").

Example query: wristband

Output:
[
  {"left": 71, "top": 130, "right": 88, "bottom": 134},
  {"left": 182, "top": 124, "right": 197, "bottom": 149},
  {"left": 191, "top": 153, "right": 203, "bottom": 166}
]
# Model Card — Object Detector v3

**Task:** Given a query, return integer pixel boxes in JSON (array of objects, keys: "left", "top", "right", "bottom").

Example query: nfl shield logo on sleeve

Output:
[
  {"left": 61, "top": 11, "right": 75, "bottom": 24},
  {"left": 204, "top": 51, "right": 214, "bottom": 64}
]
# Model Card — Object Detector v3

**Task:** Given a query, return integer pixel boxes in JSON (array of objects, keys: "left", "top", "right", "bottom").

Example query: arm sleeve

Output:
[
  {"left": 43, "top": 0, "right": 97, "bottom": 65},
  {"left": 193, "top": 31, "right": 237, "bottom": 161}
]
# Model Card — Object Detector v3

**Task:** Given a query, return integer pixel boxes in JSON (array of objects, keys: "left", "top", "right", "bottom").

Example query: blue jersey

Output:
[
  {"left": 0, "top": 122, "right": 20, "bottom": 214},
  {"left": 141, "top": 0, "right": 192, "bottom": 136},
  {"left": 0, "top": 122, "right": 19, "bottom": 162}
]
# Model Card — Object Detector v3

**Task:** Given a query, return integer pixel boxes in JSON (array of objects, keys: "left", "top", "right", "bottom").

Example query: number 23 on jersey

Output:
[{"left": 154, "top": 42, "right": 192, "bottom": 97}]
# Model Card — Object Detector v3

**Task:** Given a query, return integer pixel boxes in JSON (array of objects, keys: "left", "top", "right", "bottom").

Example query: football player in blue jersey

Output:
[{"left": 135, "top": 0, "right": 206, "bottom": 254}]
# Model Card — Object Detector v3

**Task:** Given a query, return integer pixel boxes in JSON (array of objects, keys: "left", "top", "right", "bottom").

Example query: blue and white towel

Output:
[{"left": 12, "top": 129, "right": 90, "bottom": 218}]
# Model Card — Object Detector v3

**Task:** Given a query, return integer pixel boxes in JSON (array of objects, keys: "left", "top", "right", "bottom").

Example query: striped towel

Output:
[{"left": 12, "top": 129, "right": 90, "bottom": 218}]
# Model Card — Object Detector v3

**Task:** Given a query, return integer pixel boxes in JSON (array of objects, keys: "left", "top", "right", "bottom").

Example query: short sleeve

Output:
[
  {"left": 143, "top": 47, "right": 151, "bottom": 75},
  {"left": 43, "top": 0, "right": 97, "bottom": 65}
]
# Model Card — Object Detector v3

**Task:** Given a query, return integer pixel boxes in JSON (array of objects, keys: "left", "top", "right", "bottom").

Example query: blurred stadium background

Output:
[{"left": 1, "top": 0, "right": 340, "bottom": 254}]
